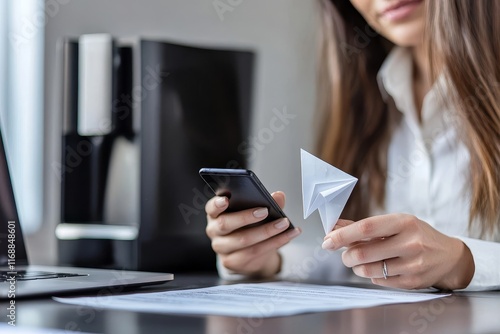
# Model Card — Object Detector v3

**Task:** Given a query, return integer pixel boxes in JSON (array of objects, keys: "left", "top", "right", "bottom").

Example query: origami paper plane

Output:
[{"left": 301, "top": 149, "right": 357, "bottom": 234}]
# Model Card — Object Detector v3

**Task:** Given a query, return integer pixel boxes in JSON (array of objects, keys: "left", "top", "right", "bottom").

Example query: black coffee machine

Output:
[{"left": 57, "top": 35, "right": 254, "bottom": 273}]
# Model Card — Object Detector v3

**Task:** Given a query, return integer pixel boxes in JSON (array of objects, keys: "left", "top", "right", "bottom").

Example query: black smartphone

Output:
[{"left": 199, "top": 168, "right": 294, "bottom": 231}]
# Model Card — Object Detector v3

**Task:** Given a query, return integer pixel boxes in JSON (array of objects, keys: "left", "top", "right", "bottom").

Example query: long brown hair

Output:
[{"left": 318, "top": 0, "right": 500, "bottom": 236}]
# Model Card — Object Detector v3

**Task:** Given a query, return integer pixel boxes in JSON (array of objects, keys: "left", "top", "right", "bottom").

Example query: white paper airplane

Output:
[{"left": 301, "top": 149, "right": 357, "bottom": 234}]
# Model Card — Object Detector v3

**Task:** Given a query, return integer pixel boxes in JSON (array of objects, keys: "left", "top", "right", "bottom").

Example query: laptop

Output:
[{"left": 0, "top": 129, "right": 173, "bottom": 299}]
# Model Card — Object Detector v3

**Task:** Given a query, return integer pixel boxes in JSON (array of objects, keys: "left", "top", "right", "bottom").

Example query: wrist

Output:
[
  {"left": 256, "top": 252, "right": 282, "bottom": 278},
  {"left": 435, "top": 238, "right": 475, "bottom": 290}
]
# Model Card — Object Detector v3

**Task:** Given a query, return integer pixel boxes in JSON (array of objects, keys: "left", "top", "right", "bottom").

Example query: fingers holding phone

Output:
[
  {"left": 205, "top": 197, "right": 268, "bottom": 237},
  {"left": 219, "top": 226, "right": 300, "bottom": 277},
  {"left": 207, "top": 199, "right": 295, "bottom": 254},
  {"left": 205, "top": 190, "right": 286, "bottom": 236},
  {"left": 204, "top": 190, "right": 301, "bottom": 277}
]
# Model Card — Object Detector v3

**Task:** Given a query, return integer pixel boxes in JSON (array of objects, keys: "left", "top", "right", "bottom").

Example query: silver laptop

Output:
[{"left": 0, "top": 129, "right": 173, "bottom": 299}]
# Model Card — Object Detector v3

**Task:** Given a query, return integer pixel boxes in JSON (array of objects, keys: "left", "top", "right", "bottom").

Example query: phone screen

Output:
[{"left": 199, "top": 168, "right": 294, "bottom": 230}]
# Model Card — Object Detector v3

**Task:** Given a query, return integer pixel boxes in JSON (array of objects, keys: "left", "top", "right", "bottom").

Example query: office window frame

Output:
[{"left": 0, "top": 0, "right": 44, "bottom": 234}]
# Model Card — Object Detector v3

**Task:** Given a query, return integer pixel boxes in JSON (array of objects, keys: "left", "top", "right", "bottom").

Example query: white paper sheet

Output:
[
  {"left": 54, "top": 282, "right": 449, "bottom": 318},
  {"left": 301, "top": 149, "right": 357, "bottom": 234}
]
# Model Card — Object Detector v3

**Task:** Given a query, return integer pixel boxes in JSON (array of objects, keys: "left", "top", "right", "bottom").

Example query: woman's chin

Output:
[{"left": 381, "top": 22, "right": 425, "bottom": 47}]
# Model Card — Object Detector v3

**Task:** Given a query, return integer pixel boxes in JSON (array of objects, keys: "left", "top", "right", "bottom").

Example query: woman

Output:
[{"left": 205, "top": 0, "right": 500, "bottom": 290}]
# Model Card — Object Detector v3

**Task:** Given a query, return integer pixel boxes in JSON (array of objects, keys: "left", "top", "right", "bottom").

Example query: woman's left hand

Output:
[{"left": 321, "top": 214, "right": 475, "bottom": 290}]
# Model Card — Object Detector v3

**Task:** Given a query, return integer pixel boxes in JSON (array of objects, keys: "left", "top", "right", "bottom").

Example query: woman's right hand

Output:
[{"left": 205, "top": 191, "right": 301, "bottom": 278}]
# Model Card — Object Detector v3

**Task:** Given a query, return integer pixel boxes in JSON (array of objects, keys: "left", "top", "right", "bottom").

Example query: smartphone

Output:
[{"left": 199, "top": 168, "right": 294, "bottom": 231}]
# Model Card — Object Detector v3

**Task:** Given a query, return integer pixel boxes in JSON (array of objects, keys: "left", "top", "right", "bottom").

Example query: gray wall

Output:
[{"left": 33, "top": 0, "right": 321, "bottom": 264}]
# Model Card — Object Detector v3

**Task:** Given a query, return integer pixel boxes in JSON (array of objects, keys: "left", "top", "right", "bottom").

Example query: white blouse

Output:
[{"left": 218, "top": 47, "right": 500, "bottom": 291}]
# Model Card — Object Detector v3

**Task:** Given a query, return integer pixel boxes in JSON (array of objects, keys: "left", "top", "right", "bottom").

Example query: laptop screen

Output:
[{"left": 0, "top": 129, "right": 28, "bottom": 266}]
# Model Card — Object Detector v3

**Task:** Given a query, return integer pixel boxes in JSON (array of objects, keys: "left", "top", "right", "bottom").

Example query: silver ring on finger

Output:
[{"left": 382, "top": 260, "right": 388, "bottom": 280}]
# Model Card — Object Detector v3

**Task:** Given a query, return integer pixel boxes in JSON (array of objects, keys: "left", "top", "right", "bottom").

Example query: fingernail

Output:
[
  {"left": 253, "top": 208, "right": 268, "bottom": 218},
  {"left": 322, "top": 238, "right": 334, "bottom": 249},
  {"left": 286, "top": 227, "right": 301, "bottom": 238},
  {"left": 215, "top": 197, "right": 227, "bottom": 208},
  {"left": 274, "top": 218, "right": 288, "bottom": 230}
]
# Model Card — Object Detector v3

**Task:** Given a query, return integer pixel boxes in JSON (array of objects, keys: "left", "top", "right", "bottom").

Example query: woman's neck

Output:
[{"left": 411, "top": 45, "right": 433, "bottom": 123}]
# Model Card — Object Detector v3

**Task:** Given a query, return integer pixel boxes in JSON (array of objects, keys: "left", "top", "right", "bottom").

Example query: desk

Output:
[{"left": 4, "top": 274, "right": 500, "bottom": 333}]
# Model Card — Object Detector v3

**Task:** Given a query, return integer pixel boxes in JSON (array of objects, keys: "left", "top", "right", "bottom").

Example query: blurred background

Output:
[{"left": 0, "top": 0, "right": 321, "bottom": 271}]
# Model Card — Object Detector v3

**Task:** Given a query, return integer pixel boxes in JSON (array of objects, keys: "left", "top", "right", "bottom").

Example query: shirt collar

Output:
[
  {"left": 377, "top": 46, "right": 415, "bottom": 117},
  {"left": 377, "top": 46, "right": 450, "bottom": 143}
]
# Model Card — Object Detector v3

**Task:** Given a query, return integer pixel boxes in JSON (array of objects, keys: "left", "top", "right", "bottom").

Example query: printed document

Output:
[{"left": 54, "top": 282, "right": 449, "bottom": 317}]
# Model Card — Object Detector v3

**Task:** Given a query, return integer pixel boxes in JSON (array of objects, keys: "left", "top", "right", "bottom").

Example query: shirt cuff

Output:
[
  {"left": 455, "top": 236, "right": 500, "bottom": 291},
  {"left": 216, "top": 252, "right": 288, "bottom": 282}
]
